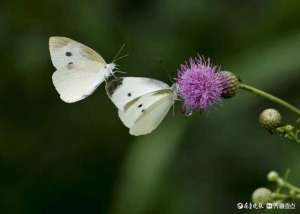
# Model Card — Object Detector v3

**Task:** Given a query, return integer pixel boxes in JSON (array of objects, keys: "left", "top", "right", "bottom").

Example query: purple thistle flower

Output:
[{"left": 176, "top": 56, "right": 228, "bottom": 113}]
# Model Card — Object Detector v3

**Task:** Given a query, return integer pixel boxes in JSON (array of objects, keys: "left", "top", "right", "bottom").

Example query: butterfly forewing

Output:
[
  {"left": 106, "top": 77, "right": 170, "bottom": 111},
  {"left": 49, "top": 36, "right": 106, "bottom": 69}
]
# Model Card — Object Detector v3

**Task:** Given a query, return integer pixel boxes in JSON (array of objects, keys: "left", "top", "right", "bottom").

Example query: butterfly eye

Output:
[
  {"left": 65, "top": 52, "right": 72, "bottom": 57},
  {"left": 138, "top": 104, "right": 143, "bottom": 108},
  {"left": 127, "top": 93, "right": 132, "bottom": 97}
]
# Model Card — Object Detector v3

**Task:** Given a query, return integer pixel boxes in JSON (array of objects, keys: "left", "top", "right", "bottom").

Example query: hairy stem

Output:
[{"left": 239, "top": 83, "right": 300, "bottom": 116}]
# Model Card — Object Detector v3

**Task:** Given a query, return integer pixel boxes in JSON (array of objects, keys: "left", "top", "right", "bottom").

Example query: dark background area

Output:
[{"left": 0, "top": 0, "right": 300, "bottom": 213}]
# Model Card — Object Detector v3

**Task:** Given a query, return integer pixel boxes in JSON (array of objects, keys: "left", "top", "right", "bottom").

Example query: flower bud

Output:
[
  {"left": 267, "top": 171, "right": 279, "bottom": 182},
  {"left": 259, "top": 108, "right": 282, "bottom": 131},
  {"left": 252, "top": 187, "right": 273, "bottom": 204},
  {"left": 289, "top": 189, "right": 296, "bottom": 196},
  {"left": 219, "top": 71, "right": 240, "bottom": 98},
  {"left": 285, "top": 125, "right": 294, "bottom": 132}
]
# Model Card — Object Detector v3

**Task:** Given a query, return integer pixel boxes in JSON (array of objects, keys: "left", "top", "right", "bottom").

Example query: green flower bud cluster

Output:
[
  {"left": 276, "top": 125, "right": 300, "bottom": 143},
  {"left": 251, "top": 170, "right": 300, "bottom": 204},
  {"left": 258, "top": 108, "right": 300, "bottom": 144}
]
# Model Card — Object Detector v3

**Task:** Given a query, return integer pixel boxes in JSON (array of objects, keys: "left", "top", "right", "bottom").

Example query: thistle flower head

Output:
[{"left": 177, "top": 56, "right": 236, "bottom": 113}]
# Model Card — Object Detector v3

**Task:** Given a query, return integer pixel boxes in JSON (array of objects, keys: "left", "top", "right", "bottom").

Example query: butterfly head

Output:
[
  {"left": 104, "top": 63, "right": 117, "bottom": 77},
  {"left": 171, "top": 83, "right": 180, "bottom": 99}
]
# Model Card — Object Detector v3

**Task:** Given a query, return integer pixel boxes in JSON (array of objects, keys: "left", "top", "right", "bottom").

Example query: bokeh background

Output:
[{"left": 1, "top": 0, "right": 300, "bottom": 213}]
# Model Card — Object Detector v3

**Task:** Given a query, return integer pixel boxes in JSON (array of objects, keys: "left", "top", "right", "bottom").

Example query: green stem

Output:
[
  {"left": 239, "top": 83, "right": 300, "bottom": 116},
  {"left": 273, "top": 192, "right": 300, "bottom": 200},
  {"left": 273, "top": 193, "right": 290, "bottom": 200},
  {"left": 284, "top": 181, "right": 300, "bottom": 193}
]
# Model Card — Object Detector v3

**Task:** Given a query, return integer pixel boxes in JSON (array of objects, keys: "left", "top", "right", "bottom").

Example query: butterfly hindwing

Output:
[
  {"left": 117, "top": 89, "right": 175, "bottom": 136},
  {"left": 52, "top": 60, "right": 106, "bottom": 103},
  {"left": 129, "top": 91, "right": 175, "bottom": 136},
  {"left": 117, "top": 91, "right": 168, "bottom": 128}
]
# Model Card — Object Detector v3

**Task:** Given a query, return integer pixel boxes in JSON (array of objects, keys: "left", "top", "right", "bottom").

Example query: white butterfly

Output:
[
  {"left": 106, "top": 77, "right": 177, "bottom": 136},
  {"left": 49, "top": 36, "right": 116, "bottom": 103}
]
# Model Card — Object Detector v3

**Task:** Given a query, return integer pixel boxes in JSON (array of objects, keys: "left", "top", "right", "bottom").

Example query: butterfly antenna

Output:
[
  {"left": 112, "top": 43, "right": 126, "bottom": 62},
  {"left": 112, "top": 63, "right": 126, "bottom": 75},
  {"left": 115, "top": 69, "right": 126, "bottom": 74},
  {"left": 113, "top": 53, "right": 129, "bottom": 63}
]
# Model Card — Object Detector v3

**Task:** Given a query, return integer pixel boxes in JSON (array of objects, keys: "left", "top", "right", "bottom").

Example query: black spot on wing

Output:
[
  {"left": 65, "top": 51, "right": 72, "bottom": 56},
  {"left": 106, "top": 78, "right": 123, "bottom": 96},
  {"left": 67, "top": 62, "right": 74, "bottom": 69}
]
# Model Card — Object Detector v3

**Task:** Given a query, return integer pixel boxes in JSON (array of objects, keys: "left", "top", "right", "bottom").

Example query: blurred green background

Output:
[{"left": 1, "top": 0, "right": 300, "bottom": 213}]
